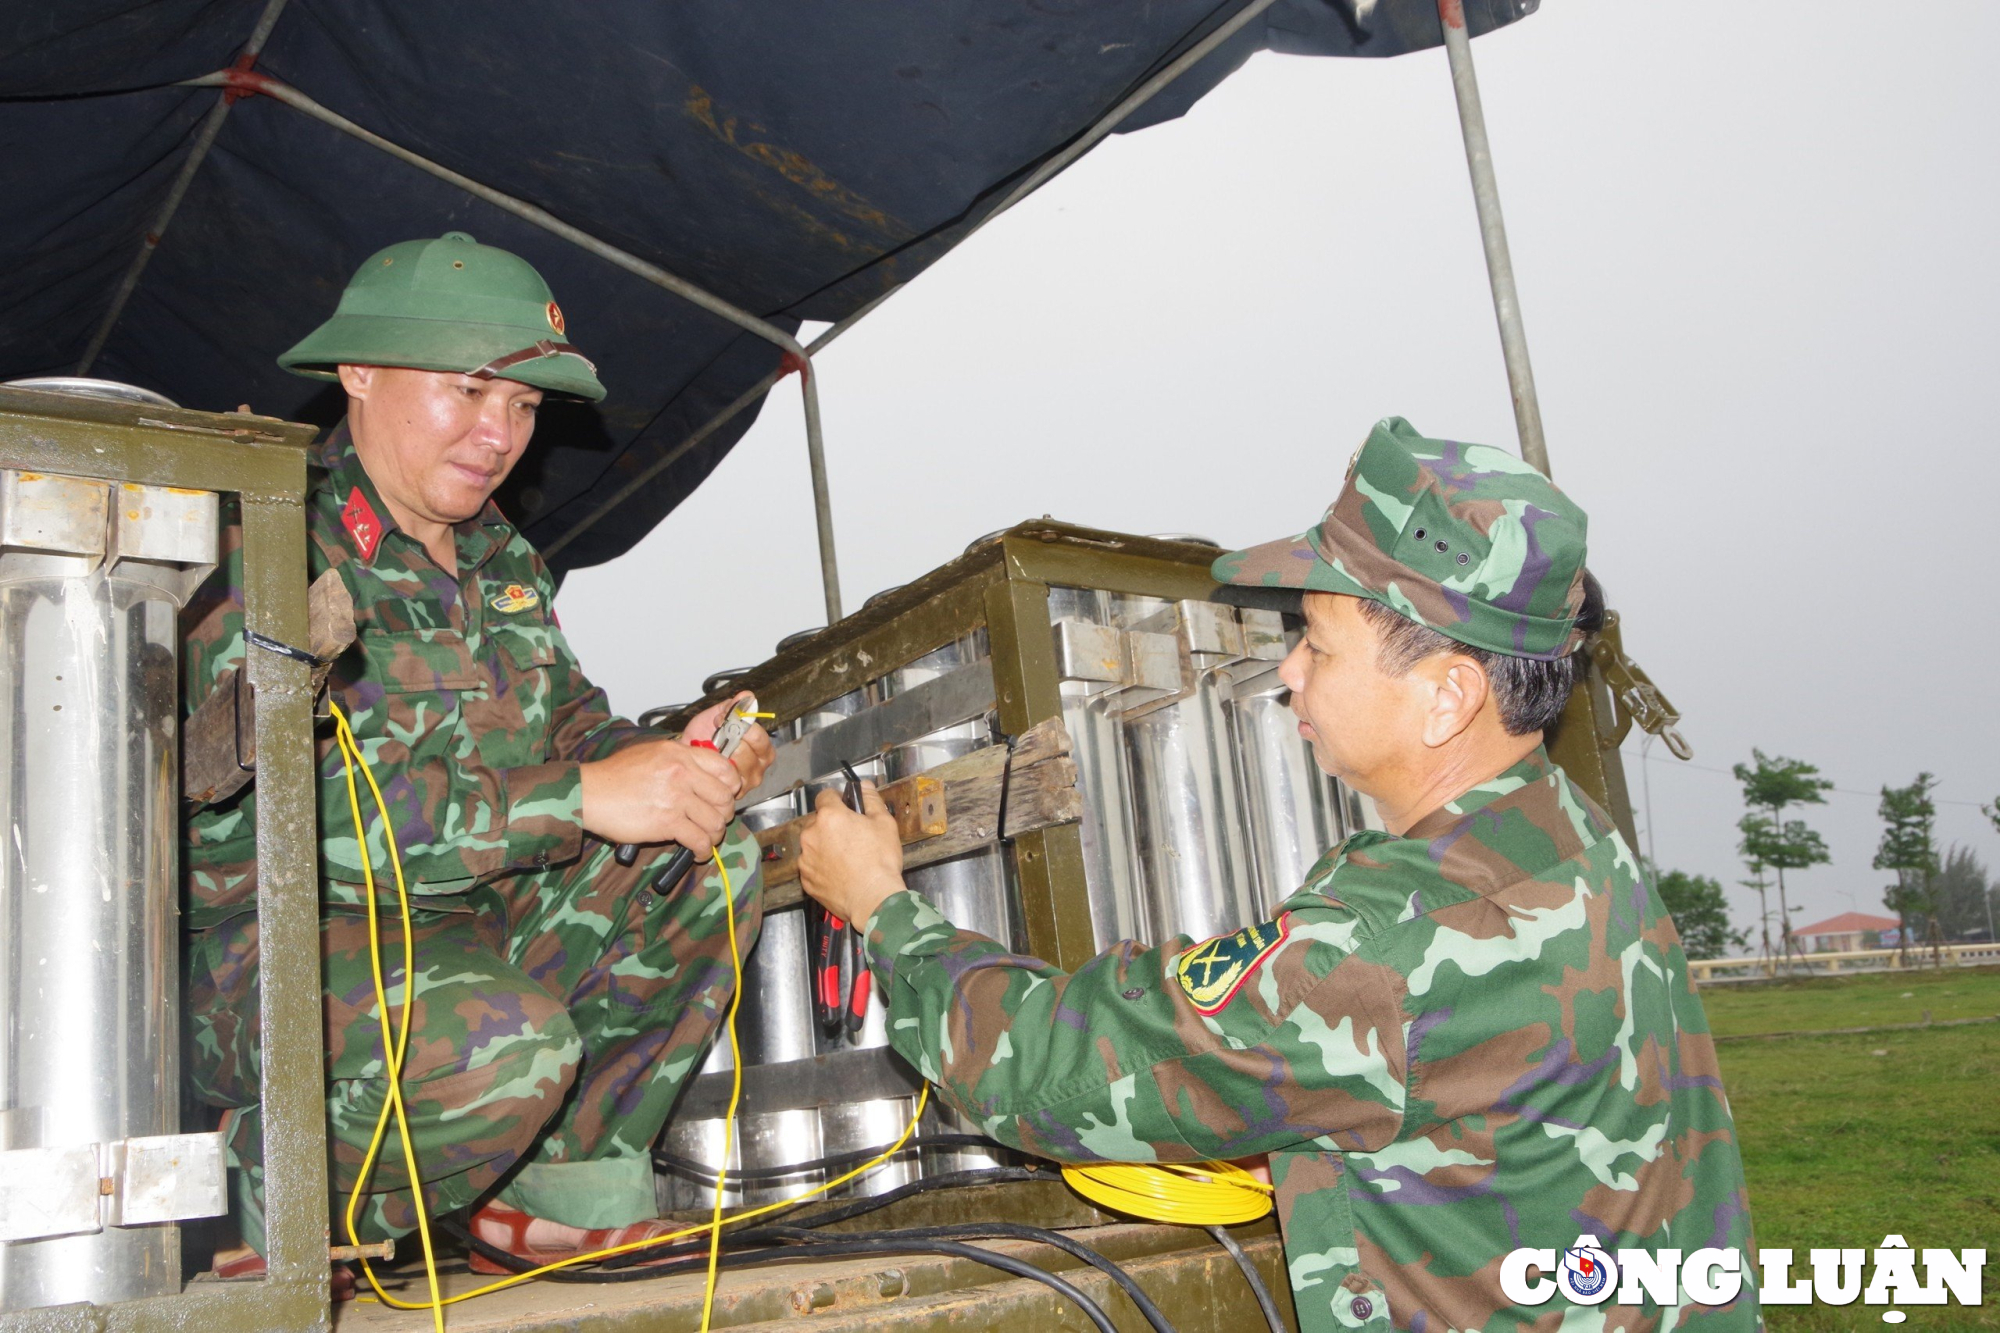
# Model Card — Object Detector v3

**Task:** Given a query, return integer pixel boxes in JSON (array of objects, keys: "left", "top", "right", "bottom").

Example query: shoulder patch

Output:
[
  {"left": 1175, "top": 916, "right": 1290, "bottom": 1015},
  {"left": 341, "top": 487, "right": 383, "bottom": 561},
  {"left": 489, "top": 582, "right": 540, "bottom": 614}
]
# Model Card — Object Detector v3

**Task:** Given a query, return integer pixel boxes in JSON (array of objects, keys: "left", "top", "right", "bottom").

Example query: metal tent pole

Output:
[
  {"left": 74, "top": 0, "right": 293, "bottom": 376},
  {"left": 1436, "top": 0, "right": 1549, "bottom": 475},
  {"left": 540, "top": 0, "right": 1282, "bottom": 561},
  {"left": 975, "top": 0, "right": 1283, "bottom": 236},
  {"left": 542, "top": 284, "right": 895, "bottom": 562}
]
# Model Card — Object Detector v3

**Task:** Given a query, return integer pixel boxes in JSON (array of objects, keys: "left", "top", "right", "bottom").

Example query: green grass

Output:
[
  {"left": 1701, "top": 965, "right": 2000, "bottom": 1040},
  {"left": 1702, "top": 968, "right": 2000, "bottom": 1330}
]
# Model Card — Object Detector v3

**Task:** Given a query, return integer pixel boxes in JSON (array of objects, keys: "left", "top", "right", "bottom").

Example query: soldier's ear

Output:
[
  {"left": 337, "top": 364, "right": 376, "bottom": 399},
  {"left": 1419, "top": 656, "right": 1488, "bottom": 749}
]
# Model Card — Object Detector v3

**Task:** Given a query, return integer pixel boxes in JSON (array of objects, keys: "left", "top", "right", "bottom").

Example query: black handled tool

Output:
[
  {"left": 805, "top": 761, "right": 872, "bottom": 1042},
  {"left": 614, "top": 695, "right": 762, "bottom": 884},
  {"left": 835, "top": 762, "right": 870, "bottom": 1042},
  {"left": 843, "top": 913, "right": 870, "bottom": 1040},
  {"left": 809, "top": 897, "right": 843, "bottom": 1036}
]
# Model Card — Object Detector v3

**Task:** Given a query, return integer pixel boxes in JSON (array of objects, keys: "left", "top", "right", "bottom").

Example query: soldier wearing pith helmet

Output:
[
  {"left": 183, "top": 233, "right": 775, "bottom": 1286},
  {"left": 799, "top": 417, "right": 1760, "bottom": 1331}
]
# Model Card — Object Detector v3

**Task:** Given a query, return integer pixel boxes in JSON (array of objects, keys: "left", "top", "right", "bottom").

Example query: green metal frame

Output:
[
  {"left": 0, "top": 388, "right": 329, "bottom": 1333},
  {"left": 669, "top": 518, "right": 1640, "bottom": 972}
]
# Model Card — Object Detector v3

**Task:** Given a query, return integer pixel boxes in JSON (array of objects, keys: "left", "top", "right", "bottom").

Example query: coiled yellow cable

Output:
[{"left": 1061, "top": 1160, "right": 1273, "bottom": 1226}]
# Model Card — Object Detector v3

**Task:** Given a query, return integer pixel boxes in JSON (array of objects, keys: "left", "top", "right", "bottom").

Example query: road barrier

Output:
[{"left": 1688, "top": 943, "right": 2000, "bottom": 984}]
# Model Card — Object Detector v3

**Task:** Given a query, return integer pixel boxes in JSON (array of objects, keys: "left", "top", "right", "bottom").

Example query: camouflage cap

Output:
[{"left": 1211, "top": 417, "right": 1589, "bottom": 659}]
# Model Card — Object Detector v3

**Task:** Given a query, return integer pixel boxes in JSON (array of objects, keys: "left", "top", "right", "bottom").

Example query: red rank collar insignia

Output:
[{"left": 342, "top": 487, "right": 384, "bottom": 561}]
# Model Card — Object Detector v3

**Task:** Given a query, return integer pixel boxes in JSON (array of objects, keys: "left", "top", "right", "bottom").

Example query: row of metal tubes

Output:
[
  {"left": 677, "top": 601, "right": 1354, "bottom": 1202},
  {"left": 665, "top": 637, "right": 1007, "bottom": 1207}
]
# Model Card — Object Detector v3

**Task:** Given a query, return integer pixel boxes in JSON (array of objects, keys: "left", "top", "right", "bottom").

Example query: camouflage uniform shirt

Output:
[
  {"left": 864, "top": 748, "right": 1759, "bottom": 1331},
  {"left": 184, "top": 420, "right": 643, "bottom": 924}
]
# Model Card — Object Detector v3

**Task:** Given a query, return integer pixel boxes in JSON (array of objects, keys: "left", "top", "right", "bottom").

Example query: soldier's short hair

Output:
[{"left": 1357, "top": 572, "right": 1604, "bottom": 736}]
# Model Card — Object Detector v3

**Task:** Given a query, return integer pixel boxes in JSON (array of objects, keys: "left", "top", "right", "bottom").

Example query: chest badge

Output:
[
  {"left": 489, "top": 582, "right": 540, "bottom": 614},
  {"left": 341, "top": 487, "right": 383, "bottom": 561},
  {"left": 1175, "top": 917, "right": 1289, "bottom": 1015}
]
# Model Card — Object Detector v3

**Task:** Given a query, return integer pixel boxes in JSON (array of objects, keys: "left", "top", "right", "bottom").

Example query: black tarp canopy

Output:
[{"left": 1, "top": 0, "right": 1535, "bottom": 576}]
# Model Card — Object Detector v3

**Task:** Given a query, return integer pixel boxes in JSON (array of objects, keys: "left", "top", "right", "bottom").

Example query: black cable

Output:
[
  {"left": 994, "top": 730, "right": 1019, "bottom": 849},
  {"left": 756, "top": 1166, "right": 1061, "bottom": 1235},
  {"left": 1205, "top": 1225, "right": 1287, "bottom": 1333},
  {"left": 448, "top": 1169, "right": 1063, "bottom": 1281},
  {"left": 439, "top": 1216, "right": 1120, "bottom": 1331},
  {"left": 446, "top": 1170, "right": 1171, "bottom": 1333},
  {"left": 651, "top": 1132, "right": 1009, "bottom": 1185},
  {"left": 599, "top": 1168, "right": 1063, "bottom": 1268},
  {"left": 793, "top": 1224, "right": 1174, "bottom": 1333}
]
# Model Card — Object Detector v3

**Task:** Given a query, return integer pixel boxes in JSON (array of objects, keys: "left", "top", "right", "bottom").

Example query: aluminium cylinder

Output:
[
  {"left": 883, "top": 636, "right": 1015, "bottom": 1176},
  {"left": 797, "top": 691, "right": 913, "bottom": 1198},
  {"left": 1047, "top": 586, "right": 1145, "bottom": 951},
  {"left": 1221, "top": 615, "right": 1348, "bottom": 915},
  {"left": 0, "top": 468, "right": 218, "bottom": 1310},
  {"left": 657, "top": 785, "right": 801, "bottom": 1214},
  {"left": 731, "top": 787, "right": 822, "bottom": 1205}
]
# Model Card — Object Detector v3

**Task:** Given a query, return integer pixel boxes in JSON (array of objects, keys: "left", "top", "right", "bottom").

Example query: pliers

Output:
[{"left": 808, "top": 761, "right": 871, "bottom": 1044}]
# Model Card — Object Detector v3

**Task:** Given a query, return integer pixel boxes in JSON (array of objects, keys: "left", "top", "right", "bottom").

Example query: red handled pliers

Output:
[{"left": 808, "top": 761, "right": 871, "bottom": 1043}]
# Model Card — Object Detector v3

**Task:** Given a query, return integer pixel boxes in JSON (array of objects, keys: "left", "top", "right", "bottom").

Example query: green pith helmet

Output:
[{"left": 277, "top": 232, "right": 606, "bottom": 402}]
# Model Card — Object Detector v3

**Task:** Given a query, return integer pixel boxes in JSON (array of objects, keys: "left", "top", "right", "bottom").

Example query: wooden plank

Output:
[
  {"left": 755, "top": 717, "right": 1080, "bottom": 911},
  {"left": 183, "top": 566, "right": 354, "bottom": 804}
]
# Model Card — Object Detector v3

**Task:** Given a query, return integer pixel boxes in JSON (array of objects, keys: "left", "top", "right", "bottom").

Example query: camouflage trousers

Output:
[{"left": 185, "top": 826, "right": 763, "bottom": 1249}]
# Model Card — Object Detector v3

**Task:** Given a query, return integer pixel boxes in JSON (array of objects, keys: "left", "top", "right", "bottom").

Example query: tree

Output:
[
  {"left": 1735, "top": 817, "right": 1777, "bottom": 970},
  {"left": 1932, "top": 844, "right": 1994, "bottom": 943},
  {"left": 1733, "top": 750, "right": 1833, "bottom": 973},
  {"left": 1874, "top": 773, "right": 1940, "bottom": 963},
  {"left": 1650, "top": 863, "right": 1749, "bottom": 961}
]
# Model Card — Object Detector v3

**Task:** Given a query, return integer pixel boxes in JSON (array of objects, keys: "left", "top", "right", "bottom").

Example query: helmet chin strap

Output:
[{"left": 470, "top": 339, "right": 598, "bottom": 379}]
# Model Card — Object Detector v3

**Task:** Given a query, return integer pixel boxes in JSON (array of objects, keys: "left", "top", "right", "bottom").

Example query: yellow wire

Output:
[
  {"left": 328, "top": 703, "right": 446, "bottom": 1332},
  {"left": 695, "top": 848, "right": 744, "bottom": 1332},
  {"left": 1060, "top": 1159, "right": 1273, "bottom": 1226},
  {"left": 332, "top": 698, "right": 1261, "bottom": 1318},
  {"left": 336, "top": 700, "right": 932, "bottom": 1315},
  {"left": 332, "top": 698, "right": 1261, "bottom": 1317},
  {"left": 361, "top": 1082, "right": 934, "bottom": 1311},
  {"left": 1156, "top": 1159, "right": 1275, "bottom": 1188}
]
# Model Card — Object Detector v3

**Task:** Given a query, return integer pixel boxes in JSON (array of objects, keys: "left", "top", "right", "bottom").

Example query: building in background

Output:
[{"left": 1792, "top": 911, "right": 1902, "bottom": 953}]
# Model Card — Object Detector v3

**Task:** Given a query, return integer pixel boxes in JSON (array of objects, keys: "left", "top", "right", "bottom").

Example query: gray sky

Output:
[{"left": 558, "top": 0, "right": 2000, "bottom": 945}]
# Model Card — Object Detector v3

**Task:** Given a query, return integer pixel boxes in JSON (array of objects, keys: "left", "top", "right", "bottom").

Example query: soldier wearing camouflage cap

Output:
[
  {"left": 182, "top": 233, "right": 774, "bottom": 1283},
  {"left": 800, "top": 418, "right": 1760, "bottom": 1331}
]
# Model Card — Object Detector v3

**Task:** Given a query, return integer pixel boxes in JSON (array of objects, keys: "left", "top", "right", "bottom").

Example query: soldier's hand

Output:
[
  {"left": 682, "top": 690, "right": 776, "bottom": 793},
  {"left": 730, "top": 721, "right": 774, "bottom": 791},
  {"left": 798, "top": 781, "right": 907, "bottom": 928},
  {"left": 580, "top": 737, "right": 740, "bottom": 857}
]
